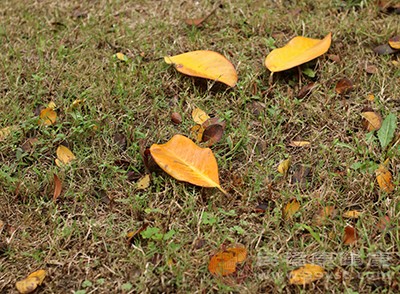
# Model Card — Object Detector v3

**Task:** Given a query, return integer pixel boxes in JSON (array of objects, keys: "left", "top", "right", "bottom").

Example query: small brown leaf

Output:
[
  {"left": 53, "top": 174, "right": 62, "bottom": 202},
  {"left": 343, "top": 225, "right": 357, "bottom": 245},
  {"left": 202, "top": 124, "right": 224, "bottom": 146},
  {"left": 365, "top": 64, "right": 378, "bottom": 74},
  {"left": 377, "top": 215, "right": 391, "bottom": 231},
  {"left": 127, "top": 223, "right": 148, "bottom": 244},
  {"left": 314, "top": 206, "right": 336, "bottom": 225},
  {"left": 289, "top": 264, "right": 325, "bottom": 285},
  {"left": 361, "top": 110, "right": 382, "bottom": 131},
  {"left": 335, "top": 78, "right": 353, "bottom": 95},
  {"left": 283, "top": 199, "right": 300, "bottom": 220},
  {"left": 389, "top": 35, "right": 400, "bottom": 49},
  {"left": 184, "top": 5, "right": 218, "bottom": 27},
  {"left": 373, "top": 44, "right": 399, "bottom": 55},
  {"left": 297, "top": 82, "right": 315, "bottom": 99},
  {"left": 171, "top": 112, "right": 182, "bottom": 125},
  {"left": 21, "top": 138, "right": 38, "bottom": 153},
  {"left": 328, "top": 54, "right": 341, "bottom": 63}
]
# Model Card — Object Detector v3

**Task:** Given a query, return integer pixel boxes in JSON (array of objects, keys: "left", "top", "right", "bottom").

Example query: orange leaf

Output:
[
  {"left": 343, "top": 225, "right": 357, "bottom": 245},
  {"left": 16, "top": 269, "right": 46, "bottom": 294},
  {"left": 53, "top": 174, "right": 62, "bottom": 202},
  {"left": 289, "top": 264, "right": 325, "bottom": 285},
  {"left": 283, "top": 199, "right": 300, "bottom": 220},
  {"left": 164, "top": 50, "right": 238, "bottom": 87},
  {"left": 39, "top": 107, "right": 57, "bottom": 126},
  {"left": 375, "top": 164, "right": 394, "bottom": 193},
  {"left": 265, "top": 33, "right": 331, "bottom": 72},
  {"left": 149, "top": 134, "right": 226, "bottom": 194},
  {"left": 208, "top": 247, "right": 247, "bottom": 276}
]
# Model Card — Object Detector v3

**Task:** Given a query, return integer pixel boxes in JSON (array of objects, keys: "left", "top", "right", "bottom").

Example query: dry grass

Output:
[{"left": 0, "top": 0, "right": 399, "bottom": 293}]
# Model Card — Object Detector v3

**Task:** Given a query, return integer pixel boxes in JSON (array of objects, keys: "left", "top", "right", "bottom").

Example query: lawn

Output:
[{"left": 0, "top": 0, "right": 399, "bottom": 293}]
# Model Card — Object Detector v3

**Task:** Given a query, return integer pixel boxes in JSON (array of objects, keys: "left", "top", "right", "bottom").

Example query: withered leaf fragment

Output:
[{"left": 335, "top": 78, "right": 353, "bottom": 95}]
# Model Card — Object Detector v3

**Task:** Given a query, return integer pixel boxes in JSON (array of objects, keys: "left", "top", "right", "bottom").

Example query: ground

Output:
[{"left": 0, "top": 0, "right": 399, "bottom": 293}]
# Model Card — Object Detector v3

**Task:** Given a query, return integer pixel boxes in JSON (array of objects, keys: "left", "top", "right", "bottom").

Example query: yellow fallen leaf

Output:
[
  {"left": 115, "top": 52, "right": 128, "bottom": 61},
  {"left": 192, "top": 108, "right": 210, "bottom": 125},
  {"left": 164, "top": 50, "right": 238, "bottom": 87},
  {"left": 277, "top": 157, "right": 291, "bottom": 175},
  {"left": 137, "top": 174, "right": 150, "bottom": 190},
  {"left": 0, "top": 126, "right": 13, "bottom": 141},
  {"left": 375, "top": 164, "right": 394, "bottom": 193},
  {"left": 68, "top": 99, "right": 85, "bottom": 111},
  {"left": 283, "top": 199, "right": 300, "bottom": 220},
  {"left": 343, "top": 210, "right": 361, "bottom": 219},
  {"left": 39, "top": 107, "right": 57, "bottom": 126},
  {"left": 55, "top": 145, "right": 76, "bottom": 166},
  {"left": 288, "top": 141, "right": 310, "bottom": 147},
  {"left": 150, "top": 134, "right": 226, "bottom": 194},
  {"left": 265, "top": 33, "right": 331, "bottom": 72},
  {"left": 47, "top": 101, "right": 56, "bottom": 110},
  {"left": 361, "top": 111, "right": 382, "bottom": 131},
  {"left": 15, "top": 269, "right": 46, "bottom": 294},
  {"left": 367, "top": 94, "right": 375, "bottom": 102},
  {"left": 190, "top": 124, "right": 205, "bottom": 143},
  {"left": 289, "top": 264, "right": 325, "bottom": 285}
]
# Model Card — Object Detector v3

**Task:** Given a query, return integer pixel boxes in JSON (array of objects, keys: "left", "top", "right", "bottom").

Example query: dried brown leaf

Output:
[{"left": 335, "top": 78, "right": 353, "bottom": 95}]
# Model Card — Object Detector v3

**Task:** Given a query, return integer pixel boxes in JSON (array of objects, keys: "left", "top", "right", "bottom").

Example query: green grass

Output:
[{"left": 1, "top": 0, "right": 399, "bottom": 293}]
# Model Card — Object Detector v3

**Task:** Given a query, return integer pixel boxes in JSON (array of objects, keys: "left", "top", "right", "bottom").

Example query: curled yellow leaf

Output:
[
  {"left": 164, "top": 50, "right": 238, "bottom": 87},
  {"left": 277, "top": 157, "right": 291, "bottom": 175},
  {"left": 265, "top": 33, "right": 331, "bottom": 72}
]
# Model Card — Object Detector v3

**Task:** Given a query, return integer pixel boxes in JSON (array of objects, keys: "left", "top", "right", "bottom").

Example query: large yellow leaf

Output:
[
  {"left": 164, "top": 50, "right": 238, "bottom": 87},
  {"left": 150, "top": 134, "right": 226, "bottom": 193},
  {"left": 265, "top": 33, "right": 331, "bottom": 72}
]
